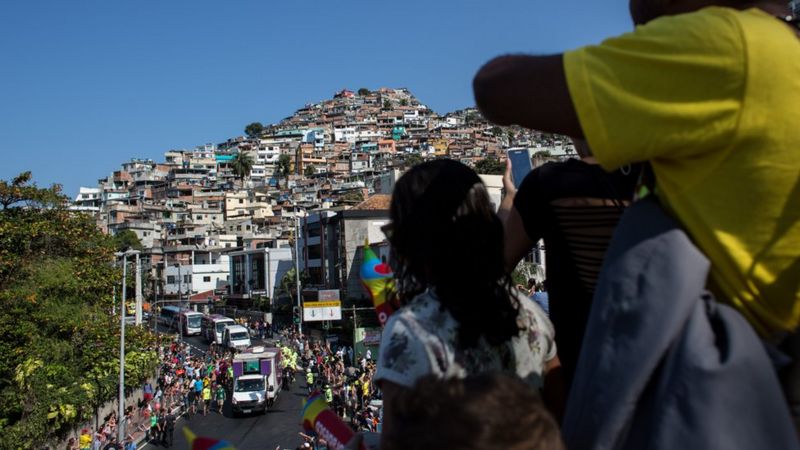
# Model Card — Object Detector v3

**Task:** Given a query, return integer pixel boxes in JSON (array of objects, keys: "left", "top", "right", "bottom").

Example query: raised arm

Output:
[{"left": 472, "top": 54, "right": 583, "bottom": 139}]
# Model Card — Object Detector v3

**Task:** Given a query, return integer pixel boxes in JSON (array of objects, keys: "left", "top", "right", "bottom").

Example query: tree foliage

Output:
[
  {"left": 0, "top": 171, "right": 64, "bottom": 210},
  {"left": 304, "top": 164, "right": 316, "bottom": 177},
  {"left": 230, "top": 151, "right": 255, "bottom": 185},
  {"left": 403, "top": 153, "right": 423, "bottom": 169},
  {"left": 474, "top": 157, "right": 505, "bottom": 175},
  {"left": 0, "top": 173, "right": 158, "bottom": 448},
  {"left": 340, "top": 190, "right": 365, "bottom": 204},
  {"left": 111, "top": 230, "right": 143, "bottom": 252},
  {"left": 278, "top": 267, "right": 310, "bottom": 297},
  {"left": 244, "top": 122, "right": 264, "bottom": 138},
  {"left": 277, "top": 154, "right": 293, "bottom": 178},
  {"left": 357, "top": 88, "right": 370, "bottom": 96}
]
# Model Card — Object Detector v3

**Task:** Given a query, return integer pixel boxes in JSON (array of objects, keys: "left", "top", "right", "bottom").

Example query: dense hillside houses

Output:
[{"left": 75, "top": 88, "right": 573, "bottom": 309}]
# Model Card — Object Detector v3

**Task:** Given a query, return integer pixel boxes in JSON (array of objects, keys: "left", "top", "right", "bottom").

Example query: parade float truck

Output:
[{"left": 231, "top": 346, "right": 282, "bottom": 416}]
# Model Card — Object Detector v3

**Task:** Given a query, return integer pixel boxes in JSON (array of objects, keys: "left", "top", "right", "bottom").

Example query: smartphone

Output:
[{"left": 507, "top": 149, "right": 533, "bottom": 189}]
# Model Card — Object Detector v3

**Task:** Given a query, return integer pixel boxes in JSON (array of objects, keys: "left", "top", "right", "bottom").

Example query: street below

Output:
[{"left": 142, "top": 333, "right": 307, "bottom": 450}]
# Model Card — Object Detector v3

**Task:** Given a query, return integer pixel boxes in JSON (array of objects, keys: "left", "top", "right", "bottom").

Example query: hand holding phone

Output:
[{"left": 507, "top": 149, "right": 533, "bottom": 189}]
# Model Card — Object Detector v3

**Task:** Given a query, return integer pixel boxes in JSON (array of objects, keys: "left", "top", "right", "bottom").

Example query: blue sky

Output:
[{"left": 0, "top": 1, "right": 631, "bottom": 196}]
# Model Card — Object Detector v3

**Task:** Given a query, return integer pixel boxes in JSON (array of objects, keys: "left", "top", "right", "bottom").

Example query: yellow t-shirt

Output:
[{"left": 564, "top": 7, "right": 800, "bottom": 337}]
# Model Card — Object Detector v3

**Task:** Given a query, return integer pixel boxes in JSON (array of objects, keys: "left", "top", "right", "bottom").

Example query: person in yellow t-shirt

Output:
[
  {"left": 473, "top": 1, "right": 799, "bottom": 340},
  {"left": 473, "top": 0, "right": 799, "bottom": 430},
  {"left": 201, "top": 385, "right": 212, "bottom": 416}
]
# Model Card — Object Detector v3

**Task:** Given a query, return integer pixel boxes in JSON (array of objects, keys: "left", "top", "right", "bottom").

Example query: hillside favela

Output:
[{"left": 3, "top": 1, "right": 800, "bottom": 450}]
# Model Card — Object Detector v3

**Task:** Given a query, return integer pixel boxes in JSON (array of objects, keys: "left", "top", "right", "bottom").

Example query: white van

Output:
[
  {"left": 231, "top": 346, "right": 282, "bottom": 416},
  {"left": 222, "top": 325, "right": 251, "bottom": 351}
]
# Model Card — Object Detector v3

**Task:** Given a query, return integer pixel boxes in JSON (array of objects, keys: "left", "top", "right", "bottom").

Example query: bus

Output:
[
  {"left": 158, "top": 306, "right": 203, "bottom": 336},
  {"left": 201, "top": 314, "right": 236, "bottom": 345}
]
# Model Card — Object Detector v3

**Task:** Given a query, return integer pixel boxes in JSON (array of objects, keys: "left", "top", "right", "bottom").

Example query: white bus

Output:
[
  {"left": 158, "top": 306, "right": 203, "bottom": 336},
  {"left": 201, "top": 314, "right": 236, "bottom": 345}
]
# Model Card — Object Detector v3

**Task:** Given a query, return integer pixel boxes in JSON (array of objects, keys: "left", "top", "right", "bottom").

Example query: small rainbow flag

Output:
[
  {"left": 301, "top": 393, "right": 364, "bottom": 450},
  {"left": 359, "top": 239, "right": 396, "bottom": 326},
  {"left": 182, "top": 427, "right": 237, "bottom": 450}
]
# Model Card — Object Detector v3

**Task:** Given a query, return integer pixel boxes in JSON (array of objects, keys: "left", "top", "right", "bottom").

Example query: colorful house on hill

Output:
[{"left": 391, "top": 126, "right": 406, "bottom": 141}]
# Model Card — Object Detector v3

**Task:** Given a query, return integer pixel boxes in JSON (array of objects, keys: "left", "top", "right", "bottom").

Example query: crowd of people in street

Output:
[{"left": 278, "top": 328, "right": 383, "bottom": 435}]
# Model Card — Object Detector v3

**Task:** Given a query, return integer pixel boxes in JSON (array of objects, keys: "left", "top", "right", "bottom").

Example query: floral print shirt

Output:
[{"left": 375, "top": 288, "right": 556, "bottom": 389}]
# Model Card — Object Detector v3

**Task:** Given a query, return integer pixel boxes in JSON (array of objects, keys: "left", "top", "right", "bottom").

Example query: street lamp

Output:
[
  {"left": 174, "top": 263, "right": 183, "bottom": 345},
  {"left": 113, "top": 248, "right": 139, "bottom": 444},
  {"left": 293, "top": 206, "right": 304, "bottom": 335}
]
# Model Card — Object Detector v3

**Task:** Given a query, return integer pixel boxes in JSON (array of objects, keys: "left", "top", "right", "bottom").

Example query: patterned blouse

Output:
[{"left": 374, "top": 288, "right": 556, "bottom": 389}]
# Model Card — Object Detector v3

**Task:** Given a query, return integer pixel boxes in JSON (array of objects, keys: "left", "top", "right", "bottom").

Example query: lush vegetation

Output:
[
  {"left": 244, "top": 122, "right": 264, "bottom": 138},
  {"left": 0, "top": 173, "right": 158, "bottom": 449},
  {"left": 231, "top": 151, "right": 255, "bottom": 187},
  {"left": 474, "top": 157, "right": 505, "bottom": 175}
]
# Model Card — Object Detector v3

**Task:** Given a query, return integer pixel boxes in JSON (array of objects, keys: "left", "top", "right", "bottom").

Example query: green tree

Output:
[
  {"left": 403, "top": 153, "right": 423, "bottom": 169},
  {"left": 111, "top": 229, "right": 143, "bottom": 252},
  {"left": 304, "top": 164, "right": 316, "bottom": 177},
  {"left": 231, "top": 151, "right": 255, "bottom": 187},
  {"left": 382, "top": 99, "right": 391, "bottom": 109},
  {"left": 399, "top": 98, "right": 409, "bottom": 107},
  {"left": 340, "top": 190, "right": 365, "bottom": 204},
  {"left": 357, "top": 88, "right": 370, "bottom": 96},
  {"left": 0, "top": 171, "right": 63, "bottom": 210},
  {"left": 279, "top": 267, "right": 310, "bottom": 297},
  {"left": 0, "top": 173, "right": 157, "bottom": 448},
  {"left": 277, "top": 154, "right": 292, "bottom": 179},
  {"left": 244, "top": 122, "right": 264, "bottom": 139},
  {"left": 474, "top": 157, "right": 505, "bottom": 175}
]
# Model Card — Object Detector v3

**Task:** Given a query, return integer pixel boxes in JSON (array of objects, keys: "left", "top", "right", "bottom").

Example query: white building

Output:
[
  {"left": 71, "top": 187, "right": 102, "bottom": 213},
  {"left": 164, "top": 253, "right": 231, "bottom": 297}
]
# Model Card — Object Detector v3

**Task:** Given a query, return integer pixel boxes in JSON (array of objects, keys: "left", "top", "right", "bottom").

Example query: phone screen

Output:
[{"left": 507, "top": 149, "right": 532, "bottom": 188}]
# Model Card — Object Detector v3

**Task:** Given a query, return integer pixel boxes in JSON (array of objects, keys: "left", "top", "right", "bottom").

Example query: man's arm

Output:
[{"left": 473, "top": 54, "right": 584, "bottom": 139}]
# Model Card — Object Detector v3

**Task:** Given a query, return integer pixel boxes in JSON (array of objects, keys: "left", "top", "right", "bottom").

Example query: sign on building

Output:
[
  {"left": 318, "top": 289, "right": 340, "bottom": 301},
  {"left": 303, "top": 300, "right": 342, "bottom": 321}
]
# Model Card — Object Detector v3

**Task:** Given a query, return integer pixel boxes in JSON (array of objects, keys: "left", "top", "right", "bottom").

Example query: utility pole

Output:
[
  {"left": 118, "top": 252, "right": 126, "bottom": 444},
  {"left": 114, "top": 249, "right": 137, "bottom": 443},
  {"left": 135, "top": 252, "right": 142, "bottom": 325},
  {"left": 294, "top": 211, "right": 303, "bottom": 335},
  {"left": 175, "top": 263, "right": 183, "bottom": 344},
  {"left": 351, "top": 304, "right": 358, "bottom": 350}
]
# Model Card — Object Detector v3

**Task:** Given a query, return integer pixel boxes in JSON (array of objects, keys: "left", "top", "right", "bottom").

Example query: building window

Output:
[
  {"left": 167, "top": 276, "right": 176, "bottom": 284},
  {"left": 239, "top": 199, "right": 244, "bottom": 204},
  {"left": 184, "top": 275, "right": 190, "bottom": 284},
  {"left": 196, "top": 215, "right": 202, "bottom": 220},
  {"left": 203, "top": 276, "right": 211, "bottom": 282},
  {"left": 236, "top": 225, "right": 242, "bottom": 231}
]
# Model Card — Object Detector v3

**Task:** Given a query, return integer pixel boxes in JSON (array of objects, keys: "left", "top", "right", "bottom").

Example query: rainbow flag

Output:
[
  {"left": 359, "top": 239, "right": 396, "bottom": 326},
  {"left": 182, "top": 428, "right": 237, "bottom": 450},
  {"left": 301, "top": 393, "right": 363, "bottom": 450}
]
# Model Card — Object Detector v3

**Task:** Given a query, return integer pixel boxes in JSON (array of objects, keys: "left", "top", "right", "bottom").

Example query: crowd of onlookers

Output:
[{"left": 279, "top": 329, "right": 382, "bottom": 436}]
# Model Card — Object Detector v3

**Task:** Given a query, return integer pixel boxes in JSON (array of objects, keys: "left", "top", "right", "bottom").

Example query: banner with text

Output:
[{"left": 303, "top": 300, "right": 342, "bottom": 321}]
